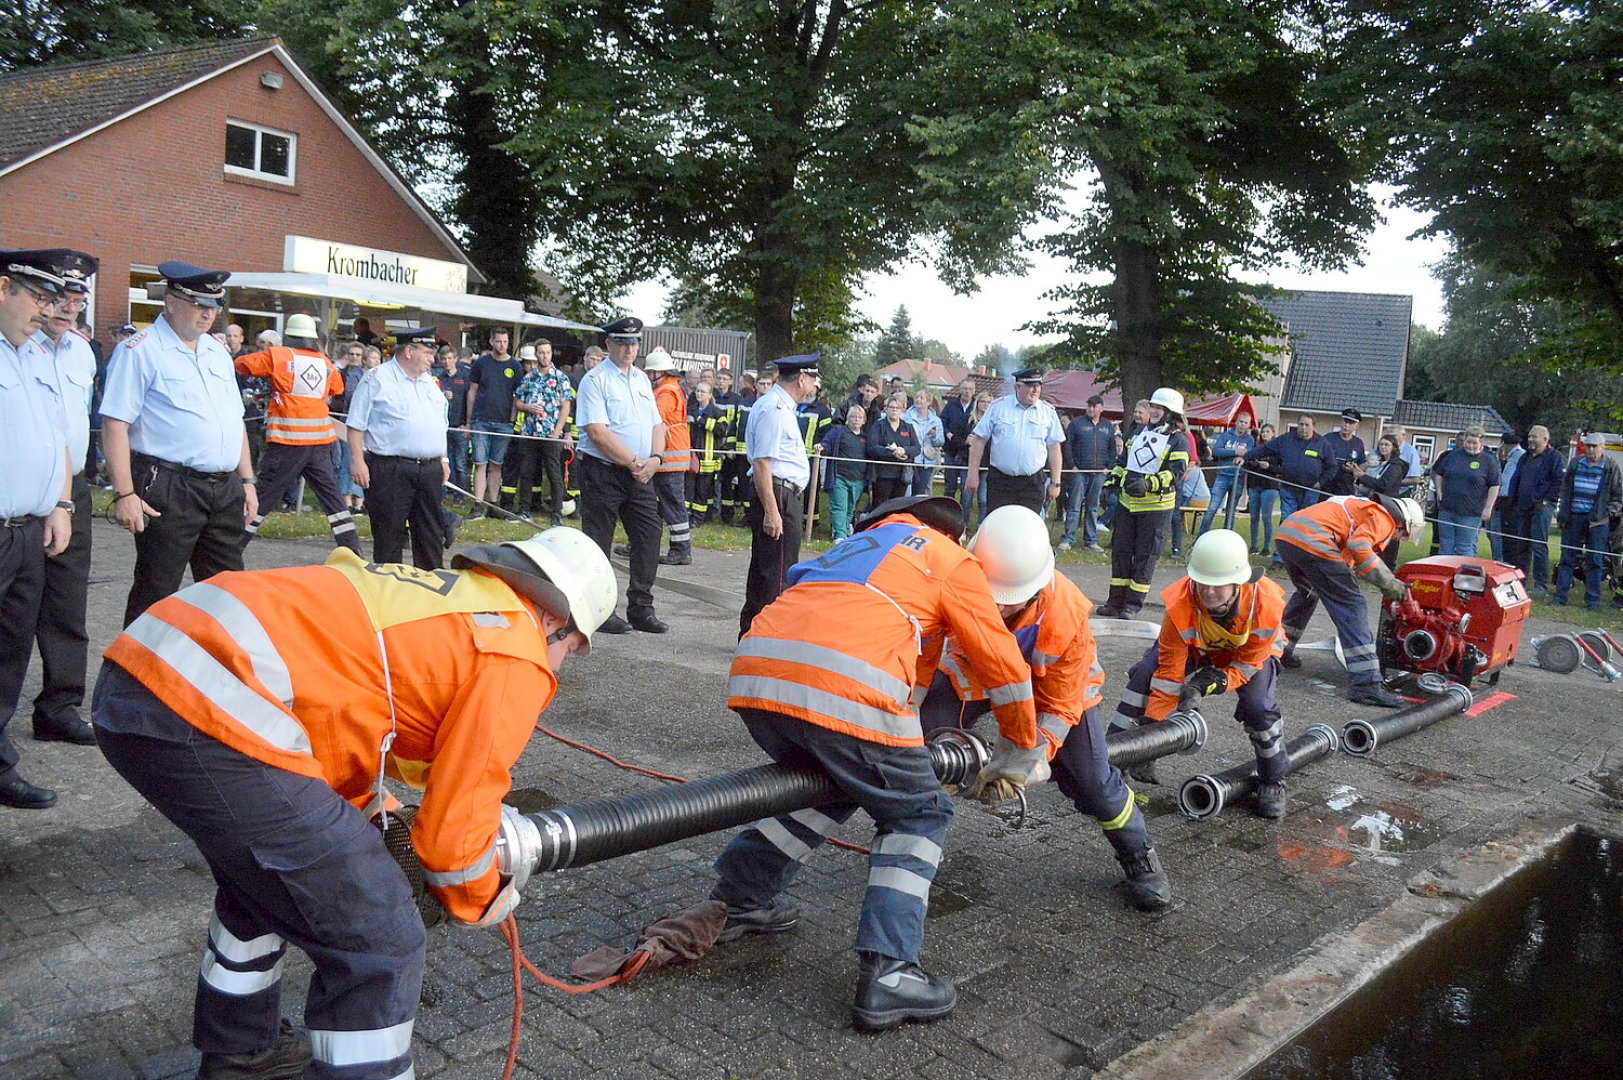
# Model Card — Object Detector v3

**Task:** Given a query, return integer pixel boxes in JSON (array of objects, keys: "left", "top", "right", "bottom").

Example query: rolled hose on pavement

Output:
[
  {"left": 1177, "top": 724, "right": 1340, "bottom": 821},
  {"left": 1341, "top": 680, "right": 1474, "bottom": 757},
  {"left": 499, "top": 731, "right": 991, "bottom": 887}
]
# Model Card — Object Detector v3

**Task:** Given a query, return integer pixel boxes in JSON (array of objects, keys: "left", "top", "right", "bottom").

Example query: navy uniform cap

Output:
[
  {"left": 602, "top": 316, "right": 643, "bottom": 341},
  {"left": 0, "top": 249, "right": 68, "bottom": 296},
  {"left": 395, "top": 326, "right": 437, "bottom": 346},
  {"left": 772, "top": 352, "right": 820, "bottom": 376},
  {"left": 158, "top": 260, "right": 230, "bottom": 308},
  {"left": 46, "top": 249, "right": 99, "bottom": 292},
  {"left": 1011, "top": 367, "right": 1044, "bottom": 384},
  {"left": 1340, "top": 407, "right": 1362, "bottom": 422}
]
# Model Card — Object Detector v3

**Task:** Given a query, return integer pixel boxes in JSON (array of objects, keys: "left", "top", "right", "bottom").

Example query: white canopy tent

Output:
[{"left": 225, "top": 271, "right": 602, "bottom": 337}]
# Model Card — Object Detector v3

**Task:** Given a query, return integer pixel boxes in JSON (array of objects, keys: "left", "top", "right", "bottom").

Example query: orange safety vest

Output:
[
  {"left": 654, "top": 378, "right": 690, "bottom": 472},
  {"left": 1275, "top": 495, "right": 1397, "bottom": 578},
  {"left": 234, "top": 346, "right": 345, "bottom": 446},
  {"left": 940, "top": 574, "right": 1104, "bottom": 754},
  {"left": 1145, "top": 575, "right": 1286, "bottom": 720},
  {"left": 729, "top": 513, "right": 1039, "bottom": 750},
  {"left": 103, "top": 550, "right": 557, "bottom": 924}
]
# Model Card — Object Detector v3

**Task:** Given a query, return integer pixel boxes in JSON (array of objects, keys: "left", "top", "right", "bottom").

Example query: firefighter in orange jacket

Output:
[
  {"left": 91, "top": 529, "right": 615, "bottom": 1080},
  {"left": 712, "top": 495, "right": 1041, "bottom": 1032},
  {"left": 920, "top": 506, "right": 1171, "bottom": 911},
  {"left": 232, "top": 313, "right": 359, "bottom": 552},
  {"left": 1276, "top": 494, "right": 1425, "bottom": 708},
  {"left": 645, "top": 348, "right": 694, "bottom": 564},
  {"left": 1108, "top": 529, "right": 1294, "bottom": 818}
]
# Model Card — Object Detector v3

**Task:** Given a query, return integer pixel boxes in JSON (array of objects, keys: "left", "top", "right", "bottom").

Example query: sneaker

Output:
[
  {"left": 1085, "top": 542, "right": 1105, "bottom": 553},
  {"left": 1167, "top": 548, "right": 1183, "bottom": 560},
  {"left": 197, "top": 1020, "right": 311, "bottom": 1080},
  {"left": 1117, "top": 847, "right": 1173, "bottom": 912},
  {"left": 1254, "top": 781, "right": 1287, "bottom": 820},
  {"left": 853, "top": 954, "right": 957, "bottom": 1032},
  {"left": 717, "top": 901, "right": 800, "bottom": 943},
  {"left": 1348, "top": 682, "right": 1405, "bottom": 708},
  {"left": 1058, "top": 538, "right": 1075, "bottom": 551}
]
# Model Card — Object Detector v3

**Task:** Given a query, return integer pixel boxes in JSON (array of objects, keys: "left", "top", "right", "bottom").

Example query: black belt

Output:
[
  {"left": 368, "top": 453, "right": 441, "bottom": 466},
  {"left": 991, "top": 468, "right": 1045, "bottom": 482},
  {"left": 1, "top": 514, "right": 44, "bottom": 528},
  {"left": 773, "top": 477, "right": 804, "bottom": 496},
  {"left": 136, "top": 454, "right": 236, "bottom": 482}
]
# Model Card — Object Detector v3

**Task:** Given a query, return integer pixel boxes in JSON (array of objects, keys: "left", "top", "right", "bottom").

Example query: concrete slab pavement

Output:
[{"left": 2, "top": 519, "right": 1619, "bottom": 1078}]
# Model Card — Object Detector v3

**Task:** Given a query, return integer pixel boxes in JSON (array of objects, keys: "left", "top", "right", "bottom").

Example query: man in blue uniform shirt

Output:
[
  {"left": 738, "top": 353, "right": 819, "bottom": 636},
  {"left": 1250, "top": 414, "right": 1336, "bottom": 563},
  {"left": 346, "top": 327, "right": 452, "bottom": 569},
  {"left": 100, "top": 261, "right": 255, "bottom": 626},
  {"left": 31, "top": 251, "right": 101, "bottom": 747},
  {"left": 0, "top": 250, "right": 77, "bottom": 809},
  {"left": 575, "top": 316, "right": 669, "bottom": 634},
  {"left": 964, "top": 368, "right": 1064, "bottom": 516}
]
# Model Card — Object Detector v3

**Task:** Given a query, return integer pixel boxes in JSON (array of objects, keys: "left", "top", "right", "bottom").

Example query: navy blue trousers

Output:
[
  {"left": 1278, "top": 543, "right": 1382, "bottom": 686},
  {"left": 711, "top": 709, "right": 952, "bottom": 963},
  {"left": 92, "top": 664, "right": 424, "bottom": 1080},
  {"left": 1109, "top": 643, "right": 1287, "bottom": 784}
]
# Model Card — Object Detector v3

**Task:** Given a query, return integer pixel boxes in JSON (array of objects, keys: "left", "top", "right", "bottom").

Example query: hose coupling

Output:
[{"left": 496, "top": 803, "right": 544, "bottom": 897}]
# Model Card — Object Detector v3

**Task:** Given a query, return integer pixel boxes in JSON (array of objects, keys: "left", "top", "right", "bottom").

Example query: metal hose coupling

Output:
[
  {"left": 1342, "top": 680, "right": 1473, "bottom": 758},
  {"left": 496, "top": 803, "right": 543, "bottom": 895},
  {"left": 1178, "top": 724, "right": 1339, "bottom": 821}
]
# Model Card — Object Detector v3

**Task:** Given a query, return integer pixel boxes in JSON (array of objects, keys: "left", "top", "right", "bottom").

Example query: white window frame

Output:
[{"left": 224, "top": 119, "right": 297, "bottom": 185}]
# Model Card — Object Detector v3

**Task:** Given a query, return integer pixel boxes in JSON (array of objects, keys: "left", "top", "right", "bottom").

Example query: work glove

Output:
[
  {"left": 968, "top": 736, "right": 1051, "bottom": 804},
  {"left": 1123, "top": 473, "right": 1149, "bottom": 498},
  {"left": 1366, "top": 560, "right": 1409, "bottom": 604},
  {"left": 1144, "top": 471, "right": 1169, "bottom": 495},
  {"left": 459, "top": 877, "right": 521, "bottom": 930},
  {"left": 1178, "top": 666, "right": 1227, "bottom": 709}
]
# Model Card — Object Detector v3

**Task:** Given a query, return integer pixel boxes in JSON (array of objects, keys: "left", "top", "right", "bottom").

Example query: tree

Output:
[
  {"left": 1332, "top": 0, "right": 1623, "bottom": 375},
  {"left": 914, "top": 339, "right": 962, "bottom": 366},
  {"left": 497, "top": 1, "right": 1038, "bottom": 359},
  {"left": 0, "top": 0, "right": 250, "bottom": 70},
  {"left": 944, "top": 1, "right": 1378, "bottom": 411},
  {"left": 873, "top": 306, "right": 920, "bottom": 369}
]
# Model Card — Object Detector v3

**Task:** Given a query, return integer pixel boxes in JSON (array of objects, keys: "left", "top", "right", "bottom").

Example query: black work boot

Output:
[
  {"left": 1254, "top": 779, "right": 1287, "bottom": 820},
  {"left": 1348, "top": 682, "right": 1405, "bottom": 708},
  {"left": 717, "top": 901, "right": 801, "bottom": 943},
  {"left": 1116, "top": 847, "right": 1173, "bottom": 913},
  {"left": 852, "top": 953, "right": 957, "bottom": 1032},
  {"left": 659, "top": 547, "right": 692, "bottom": 566},
  {"left": 1096, "top": 587, "right": 1127, "bottom": 619},
  {"left": 1279, "top": 643, "right": 1302, "bottom": 669},
  {"left": 196, "top": 1020, "right": 311, "bottom": 1080}
]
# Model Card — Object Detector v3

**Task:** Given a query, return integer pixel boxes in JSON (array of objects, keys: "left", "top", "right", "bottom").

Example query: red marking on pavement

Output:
[
  {"left": 1278, "top": 826, "right": 1354, "bottom": 876},
  {"left": 1464, "top": 691, "right": 1516, "bottom": 717}
]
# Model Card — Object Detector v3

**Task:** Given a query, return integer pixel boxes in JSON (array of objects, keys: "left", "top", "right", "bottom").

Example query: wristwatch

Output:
[{"left": 55, "top": 500, "right": 74, "bottom": 511}]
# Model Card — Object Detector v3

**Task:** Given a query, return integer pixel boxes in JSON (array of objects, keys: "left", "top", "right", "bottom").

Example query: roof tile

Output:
[{"left": 1265, "top": 290, "right": 1412, "bottom": 417}]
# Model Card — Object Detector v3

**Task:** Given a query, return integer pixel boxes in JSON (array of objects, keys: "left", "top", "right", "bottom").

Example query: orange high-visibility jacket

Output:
[
  {"left": 234, "top": 345, "right": 345, "bottom": 446},
  {"left": 103, "top": 553, "right": 557, "bottom": 925},
  {"left": 1145, "top": 575, "right": 1287, "bottom": 720},
  {"left": 1275, "top": 495, "right": 1398, "bottom": 578},
  {"left": 939, "top": 573, "right": 1104, "bottom": 755},
  {"left": 729, "top": 513, "right": 1038, "bottom": 750},
  {"left": 654, "top": 379, "right": 690, "bottom": 472}
]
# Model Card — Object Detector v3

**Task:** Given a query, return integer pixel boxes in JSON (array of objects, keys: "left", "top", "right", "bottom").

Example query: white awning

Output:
[{"left": 225, "top": 272, "right": 601, "bottom": 332}]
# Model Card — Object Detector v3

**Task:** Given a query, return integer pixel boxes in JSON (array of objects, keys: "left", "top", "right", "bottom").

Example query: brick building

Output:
[{"left": 0, "top": 38, "right": 482, "bottom": 346}]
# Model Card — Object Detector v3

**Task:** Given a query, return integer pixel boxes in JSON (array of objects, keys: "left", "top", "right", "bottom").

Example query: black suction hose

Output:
[
  {"left": 1104, "top": 709, "right": 1209, "bottom": 767},
  {"left": 1178, "top": 724, "right": 1339, "bottom": 821},
  {"left": 511, "top": 733, "right": 988, "bottom": 876},
  {"left": 1341, "top": 681, "right": 1474, "bottom": 757}
]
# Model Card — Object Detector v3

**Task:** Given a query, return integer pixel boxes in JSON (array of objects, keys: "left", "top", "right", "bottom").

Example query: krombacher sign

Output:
[{"left": 283, "top": 235, "right": 468, "bottom": 294}]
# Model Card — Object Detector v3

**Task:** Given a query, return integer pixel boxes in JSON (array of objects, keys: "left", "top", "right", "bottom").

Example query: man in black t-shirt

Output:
[{"left": 466, "top": 328, "right": 520, "bottom": 513}]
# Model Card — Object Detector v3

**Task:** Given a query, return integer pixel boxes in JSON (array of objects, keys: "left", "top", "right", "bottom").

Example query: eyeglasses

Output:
[
  {"left": 13, "top": 279, "right": 59, "bottom": 306},
  {"left": 55, "top": 294, "right": 88, "bottom": 311}
]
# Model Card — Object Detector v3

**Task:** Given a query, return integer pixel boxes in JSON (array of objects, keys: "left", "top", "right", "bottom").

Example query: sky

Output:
[{"left": 620, "top": 187, "right": 1452, "bottom": 359}]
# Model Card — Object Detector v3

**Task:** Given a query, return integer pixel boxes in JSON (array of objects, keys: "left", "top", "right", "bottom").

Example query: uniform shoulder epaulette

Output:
[{"left": 124, "top": 328, "right": 151, "bottom": 347}]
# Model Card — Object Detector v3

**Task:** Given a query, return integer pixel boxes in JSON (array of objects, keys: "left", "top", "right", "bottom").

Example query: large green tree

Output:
[
  {"left": 1333, "top": 0, "right": 1623, "bottom": 374},
  {"left": 0, "top": 0, "right": 249, "bottom": 69}
]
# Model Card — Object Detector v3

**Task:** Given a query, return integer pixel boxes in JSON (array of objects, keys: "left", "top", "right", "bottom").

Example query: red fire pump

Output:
[{"left": 1377, "top": 556, "right": 1533, "bottom": 686}]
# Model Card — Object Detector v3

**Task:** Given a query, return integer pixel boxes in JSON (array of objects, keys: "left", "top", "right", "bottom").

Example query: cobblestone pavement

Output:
[{"left": 2, "top": 517, "right": 1619, "bottom": 1078}]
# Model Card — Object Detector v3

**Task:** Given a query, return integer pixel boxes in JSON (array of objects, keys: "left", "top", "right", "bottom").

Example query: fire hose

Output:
[
  {"left": 1177, "top": 724, "right": 1340, "bottom": 821},
  {"left": 1340, "top": 680, "right": 1474, "bottom": 757}
]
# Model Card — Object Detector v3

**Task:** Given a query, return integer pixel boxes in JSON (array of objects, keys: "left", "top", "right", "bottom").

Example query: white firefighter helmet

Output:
[
  {"left": 284, "top": 313, "right": 318, "bottom": 339},
  {"left": 452, "top": 527, "right": 617, "bottom": 653},
  {"left": 1186, "top": 529, "right": 1253, "bottom": 586},
  {"left": 643, "top": 347, "right": 677, "bottom": 374},
  {"left": 1150, "top": 387, "right": 1185, "bottom": 416},
  {"left": 967, "top": 505, "right": 1055, "bottom": 605},
  {"left": 1392, "top": 496, "right": 1425, "bottom": 538}
]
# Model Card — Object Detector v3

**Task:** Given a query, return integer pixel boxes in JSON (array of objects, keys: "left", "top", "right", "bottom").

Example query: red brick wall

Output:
[{"left": 0, "top": 52, "right": 470, "bottom": 343}]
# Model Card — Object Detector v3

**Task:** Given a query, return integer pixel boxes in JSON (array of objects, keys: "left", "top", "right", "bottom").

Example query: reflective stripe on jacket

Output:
[
  {"left": 940, "top": 574, "right": 1104, "bottom": 754},
  {"left": 1112, "top": 427, "right": 1190, "bottom": 512},
  {"left": 654, "top": 379, "right": 690, "bottom": 472},
  {"left": 102, "top": 554, "right": 557, "bottom": 925},
  {"left": 1147, "top": 575, "right": 1286, "bottom": 720},
  {"left": 728, "top": 513, "right": 1038, "bottom": 750},
  {"left": 234, "top": 346, "right": 344, "bottom": 445},
  {"left": 1275, "top": 495, "right": 1397, "bottom": 577}
]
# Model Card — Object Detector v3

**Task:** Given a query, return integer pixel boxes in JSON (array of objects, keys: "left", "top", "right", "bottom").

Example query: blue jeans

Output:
[
  {"left": 1062, "top": 472, "right": 1106, "bottom": 545},
  {"left": 1555, "top": 520, "right": 1610, "bottom": 608},
  {"left": 1272, "top": 486, "right": 1318, "bottom": 559},
  {"left": 1487, "top": 509, "right": 1504, "bottom": 561},
  {"left": 1249, "top": 487, "right": 1278, "bottom": 553},
  {"left": 1528, "top": 503, "right": 1555, "bottom": 588},
  {"left": 1437, "top": 510, "right": 1483, "bottom": 557},
  {"left": 910, "top": 463, "right": 936, "bottom": 495},
  {"left": 446, "top": 430, "right": 469, "bottom": 490},
  {"left": 470, "top": 419, "right": 513, "bottom": 465},
  {"left": 942, "top": 454, "right": 967, "bottom": 500},
  {"left": 1199, "top": 467, "right": 1246, "bottom": 536}
]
